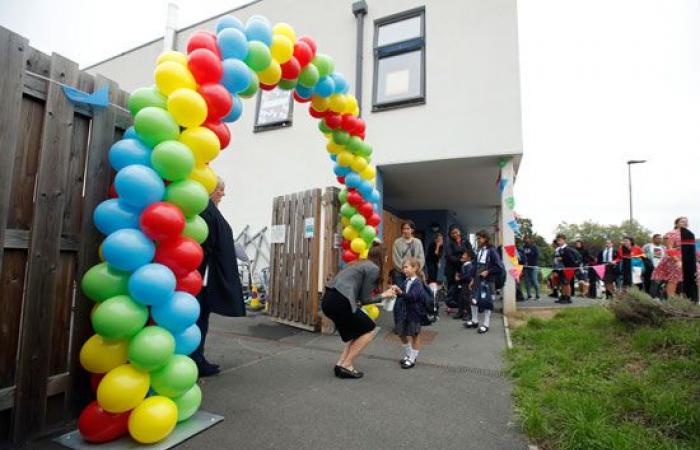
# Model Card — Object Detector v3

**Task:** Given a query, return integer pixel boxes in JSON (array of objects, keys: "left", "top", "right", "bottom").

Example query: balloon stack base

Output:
[{"left": 54, "top": 410, "right": 223, "bottom": 449}]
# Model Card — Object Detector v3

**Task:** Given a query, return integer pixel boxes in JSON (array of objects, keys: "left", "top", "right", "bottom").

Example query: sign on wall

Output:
[{"left": 255, "top": 87, "right": 293, "bottom": 131}]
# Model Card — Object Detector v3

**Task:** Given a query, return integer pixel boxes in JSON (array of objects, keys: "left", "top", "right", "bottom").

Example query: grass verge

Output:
[{"left": 506, "top": 306, "right": 700, "bottom": 450}]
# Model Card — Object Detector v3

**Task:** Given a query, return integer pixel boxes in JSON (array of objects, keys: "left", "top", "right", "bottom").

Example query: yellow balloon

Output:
[
  {"left": 351, "top": 237, "right": 367, "bottom": 254},
  {"left": 272, "top": 23, "right": 296, "bottom": 43},
  {"left": 180, "top": 127, "right": 220, "bottom": 165},
  {"left": 167, "top": 88, "right": 208, "bottom": 128},
  {"left": 362, "top": 304, "right": 380, "bottom": 320},
  {"left": 155, "top": 61, "right": 196, "bottom": 96},
  {"left": 337, "top": 151, "right": 354, "bottom": 167},
  {"left": 360, "top": 165, "right": 376, "bottom": 180},
  {"left": 326, "top": 141, "right": 344, "bottom": 155},
  {"left": 328, "top": 94, "right": 347, "bottom": 113},
  {"left": 343, "top": 95, "right": 358, "bottom": 115},
  {"left": 97, "top": 364, "right": 149, "bottom": 413},
  {"left": 258, "top": 60, "right": 282, "bottom": 85},
  {"left": 340, "top": 217, "right": 350, "bottom": 227},
  {"left": 98, "top": 243, "right": 105, "bottom": 261},
  {"left": 342, "top": 226, "right": 359, "bottom": 241},
  {"left": 352, "top": 105, "right": 360, "bottom": 117},
  {"left": 360, "top": 248, "right": 369, "bottom": 259},
  {"left": 80, "top": 334, "right": 128, "bottom": 374},
  {"left": 157, "top": 50, "right": 188, "bottom": 67},
  {"left": 128, "top": 396, "right": 178, "bottom": 444},
  {"left": 311, "top": 95, "right": 329, "bottom": 112},
  {"left": 350, "top": 156, "right": 368, "bottom": 173},
  {"left": 189, "top": 164, "right": 217, "bottom": 194},
  {"left": 270, "top": 35, "right": 293, "bottom": 64}
]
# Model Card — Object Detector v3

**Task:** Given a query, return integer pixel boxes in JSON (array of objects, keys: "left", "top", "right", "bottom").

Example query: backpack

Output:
[{"left": 421, "top": 282, "right": 438, "bottom": 325}]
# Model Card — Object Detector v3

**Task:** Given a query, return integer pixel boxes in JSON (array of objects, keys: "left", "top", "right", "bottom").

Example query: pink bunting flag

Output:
[
  {"left": 508, "top": 265, "right": 523, "bottom": 282},
  {"left": 592, "top": 264, "right": 606, "bottom": 280}
]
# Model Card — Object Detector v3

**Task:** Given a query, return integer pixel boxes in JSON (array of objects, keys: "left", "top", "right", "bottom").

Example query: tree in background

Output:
[{"left": 553, "top": 220, "right": 652, "bottom": 255}]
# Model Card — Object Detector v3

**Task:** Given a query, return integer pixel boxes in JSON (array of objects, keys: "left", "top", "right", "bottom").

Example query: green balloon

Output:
[
  {"left": 151, "top": 355, "right": 198, "bottom": 398},
  {"left": 172, "top": 384, "right": 202, "bottom": 422},
  {"left": 134, "top": 107, "right": 180, "bottom": 148},
  {"left": 338, "top": 189, "right": 349, "bottom": 204},
  {"left": 182, "top": 215, "right": 209, "bottom": 244},
  {"left": 128, "top": 326, "right": 175, "bottom": 372},
  {"left": 347, "top": 136, "right": 364, "bottom": 154},
  {"left": 350, "top": 214, "right": 366, "bottom": 230},
  {"left": 298, "top": 64, "right": 319, "bottom": 88},
  {"left": 151, "top": 140, "right": 195, "bottom": 181},
  {"left": 361, "top": 225, "right": 377, "bottom": 243},
  {"left": 312, "top": 53, "right": 334, "bottom": 78},
  {"left": 239, "top": 71, "right": 259, "bottom": 99},
  {"left": 356, "top": 141, "right": 372, "bottom": 158},
  {"left": 165, "top": 180, "right": 209, "bottom": 217},
  {"left": 332, "top": 130, "right": 350, "bottom": 145},
  {"left": 340, "top": 203, "right": 357, "bottom": 218},
  {"left": 318, "top": 120, "right": 331, "bottom": 134},
  {"left": 92, "top": 295, "right": 148, "bottom": 340},
  {"left": 81, "top": 262, "right": 130, "bottom": 302},
  {"left": 278, "top": 78, "right": 298, "bottom": 91},
  {"left": 128, "top": 86, "right": 167, "bottom": 117},
  {"left": 244, "top": 41, "right": 272, "bottom": 72}
]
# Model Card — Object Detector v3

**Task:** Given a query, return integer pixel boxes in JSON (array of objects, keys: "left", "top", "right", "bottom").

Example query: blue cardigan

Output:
[{"left": 393, "top": 277, "right": 429, "bottom": 325}]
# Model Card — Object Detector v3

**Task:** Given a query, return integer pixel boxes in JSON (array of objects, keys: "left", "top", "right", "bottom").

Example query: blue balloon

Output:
[
  {"left": 247, "top": 14, "right": 271, "bottom": 27},
  {"left": 93, "top": 198, "right": 140, "bottom": 235},
  {"left": 128, "top": 263, "right": 176, "bottom": 306},
  {"left": 370, "top": 188, "right": 381, "bottom": 204},
  {"left": 216, "top": 15, "right": 244, "bottom": 33},
  {"left": 359, "top": 180, "right": 374, "bottom": 198},
  {"left": 123, "top": 126, "right": 138, "bottom": 140},
  {"left": 244, "top": 19, "right": 272, "bottom": 46},
  {"left": 345, "top": 172, "right": 362, "bottom": 188},
  {"left": 102, "top": 229, "right": 155, "bottom": 271},
  {"left": 329, "top": 153, "right": 337, "bottom": 162},
  {"left": 114, "top": 165, "right": 164, "bottom": 210},
  {"left": 221, "top": 94, "right": 243, "bottom": 123},
  {"left": 109, "top": 138, "right": 151, "bottom": 171},
  {"left": 314, "top": 76, "right": 335, "bottom": 98},
  {"left": 173, "top": 324, "right": 202, "bottom": 355},
  {"left": 331, "top": 73, "right": 349, "bottom": 94},
  {"left": 333, "top": 164, "right": 351, "bottom": 177},
  {"left": 218, "top": 28, "right": 248, "bottom": 60},
  {"left": 152, "top": 291, "right": 200, "bottom": 333},
  {"left": 221, "top": 59, "right": 252, "bottom": 94},
  {"left": 295, "top": 84, "right": 313, "bottom": 99}
]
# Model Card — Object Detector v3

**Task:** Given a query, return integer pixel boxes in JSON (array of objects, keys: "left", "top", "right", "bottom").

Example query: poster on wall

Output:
[{"left": 255, "top": 87, "right": 293, "bottom": 131}]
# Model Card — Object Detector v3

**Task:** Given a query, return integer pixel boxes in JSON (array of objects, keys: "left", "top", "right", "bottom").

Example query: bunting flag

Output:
[
  {"left": 499, "top": 178, "right": 508, "bottom": 193},
  {"left": 504, "top": 245, "right": 516, "bottom": 258},
  {"left": 505, "top": 196, "right": 515, "bottom": 210},
  {"left": 498, "top": 157, "right": 511, "bottom": 168},
  {"left": 592, "top": 264, "right": 606, "bottom": 279},
  {"left": 62, "top": 84, "right": 110, "bottom": 108},
  {"left": 509, "top": 255, "right": 519, "bottom": 267},
  {"left": 507, "top": 219, "right": 520, "bottom": 233},
  {"left": 508, "top": 265, "right": 523, "bottom": 282},
  {"left": 540, "top": 267, "right": 553, "bottom": 279},
  {"left": 563, "top": 268, "right": 576, "bottom": 280}
]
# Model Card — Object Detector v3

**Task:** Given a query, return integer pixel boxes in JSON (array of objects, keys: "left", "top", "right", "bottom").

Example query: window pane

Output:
[
  {"left": 256, "top": 88, "right": 292, "bottom": 127},
  {"left": 377, "top": 15, "right": 421, "bottom": 47},
  {"left": 376, "top": 50, "right": 423, "bottom": 105}
]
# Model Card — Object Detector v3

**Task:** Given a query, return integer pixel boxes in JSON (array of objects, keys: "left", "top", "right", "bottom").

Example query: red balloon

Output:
[
  {"left": 293, "top": 41, "right": 313, "bottom": 67},
  {"left": 280, "top": 57, "right": 301, "bottom": 80},
  {"left": 359, "top": 201, "right": 374, "bottom": 218},
  {"left": 347, "top": 191, "right": 364, "bottom": 207},
  {"left": 155, "top": 236, "right": 204, "bottom": 277},
  {"left": 78, "top": 401, "right": 130, "bottom": 444},
  {"left": 188, "top": 48, "right": 223, "bottom": 85},
  {"left": 187, "top": 31, "right": 221, "bottom": 58},
  {"left": 140, "top": 202, "right": 186, "bottom": 241},
  {"left": 177, "top": 270, "right": 203, "bottom": 296},
  {"left": 324, "top": 114, "right": 342, "bottom": 130},
  {"left": 260, "top": 83, "right": 277, "bottom": 91},
  {"left": 90, "top": 373, "right": 104, "bottom": 393},
  {"left": 353, "top": 118, "right": 366, "bottom": 135},
  {"left": 367, "top": 213, "right": 381, "bottom": 227},
  {"left": 108, "top": 183, "right": 117, "bottom": 199},
  {"left": 203, "top": 119, "right": 231, "bottom": 149},
  {"left": 336, "top": 176, "right": 346, "bottom": 185},
  {"left": 341, "top": 114, "right": 358, "bottom": 133},
  {"left": 341, "top": 240, "right": 350, "bottom": 250},
  {"left": 342, "top": 249, "right": 358, "bottom": 263},
  {"left": 198, "top": 83, "right": 233, "bottom": 120},
  {"left": 358, "top": 131, "right": 366, "bottom": 140},
  {"left": 298, "top": 36, "right": 317, "bottom": 58},
  {"left": 293, "top": 91, "right": 311, "bottom": 103},
  {"left": 309, "top": 106, "right": 326, "bottom": 119}
]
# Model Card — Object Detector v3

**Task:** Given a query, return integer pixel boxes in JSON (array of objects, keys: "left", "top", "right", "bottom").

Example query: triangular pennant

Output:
[
  {"left": 509, "top": 255, "right": 519, "bottom": 267},
  {"left": 504, "top": 245, "right": 516, "bottom": 258},
  {"left": 508, "top": 266, "right": 523, "bottom": 282},
  {"left": 540, "top": 267, "right": 553, "bottom": 279},
  {"left": 505, "top": 196, "right": 515, "bottom": 210},
  {"left": 592, "top": 264, "right": 606, "bottom": 280},
  {"left": 507, "top": 219, "right": 520, "bottom": 233},
  {"left": 499, "top": 178, "right": 508, "bottom": 193},
  {"left": 62, "top": 84, "right": 110, "bottom": 108},
  {"left": 498, "top": 157, "right": 511, "bottom": 168},
  {"left": 563, "top": 268, "right": 576, "bottom": 280}
]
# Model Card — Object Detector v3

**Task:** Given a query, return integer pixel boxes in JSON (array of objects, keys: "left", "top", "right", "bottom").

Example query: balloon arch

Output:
[{"left": 77, "top": 14, "right": 381, "bottom": 444}]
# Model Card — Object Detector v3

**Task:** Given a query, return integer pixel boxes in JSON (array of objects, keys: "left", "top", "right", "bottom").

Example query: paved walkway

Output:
[{"left": 40, "top": 307, "right": 529, "bottom": 450}]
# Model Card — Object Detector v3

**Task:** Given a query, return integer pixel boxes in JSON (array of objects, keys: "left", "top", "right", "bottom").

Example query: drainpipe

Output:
[
  {"left": 352, "top": 1, "right": 368, "bottom": 117},
  {"left": 164, "top": 2, "right": 179, "bottom": 51}
]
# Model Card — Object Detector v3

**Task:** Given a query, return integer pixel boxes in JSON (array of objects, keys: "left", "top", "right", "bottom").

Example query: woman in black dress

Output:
[{"left": 425, "top": 232, "right": 444, "bottom": 283}]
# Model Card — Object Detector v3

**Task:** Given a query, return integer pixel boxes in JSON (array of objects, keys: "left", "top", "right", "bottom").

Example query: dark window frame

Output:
[
  {"left": 253, "top": 87, "right": 294, "bottom": 132},
  {"left": 372, "top": 6, "right": 426, "bottom": 112}
]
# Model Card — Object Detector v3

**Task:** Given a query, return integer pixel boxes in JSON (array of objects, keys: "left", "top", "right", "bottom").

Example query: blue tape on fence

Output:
[{"left": 62, "top": 84, "right": 109, "bottom": 108}]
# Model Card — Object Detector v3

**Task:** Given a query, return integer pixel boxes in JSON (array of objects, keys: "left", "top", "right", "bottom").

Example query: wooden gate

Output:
[
  {"left": 0, "top": 27, "right": 130, "bottom": 443},
  {"left": 268, "top": 187, "right": 341, "bottom": 331}
]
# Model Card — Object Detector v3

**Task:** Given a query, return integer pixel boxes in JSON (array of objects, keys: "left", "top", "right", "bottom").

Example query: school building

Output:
[{"left": 87, "top": 0, "right": 523, "bottom": 310}]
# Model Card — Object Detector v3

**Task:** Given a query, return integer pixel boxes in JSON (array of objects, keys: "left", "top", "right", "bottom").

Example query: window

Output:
[
  {"left": 373, "top": 7, "right": 426, "bottom": 111},
  {"left": 254, "top": 87, "right": 293, "bottom": 132}
]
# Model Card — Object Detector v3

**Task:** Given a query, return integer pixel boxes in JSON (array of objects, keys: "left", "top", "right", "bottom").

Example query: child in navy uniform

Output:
[
  {"left": 464, "top": 230, "right": 504, "bottom": 334},
  {"left": 458, "top": 250, "right": 476, "bottom": 321},
  {"left": 392, "top": 257, "right": 431, "bottom": 369}
]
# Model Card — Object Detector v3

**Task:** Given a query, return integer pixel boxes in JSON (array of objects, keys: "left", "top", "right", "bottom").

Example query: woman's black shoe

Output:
[
  {"left": 334, "top": 365, "right": 342, "bottom": 377},
  {"left": 337, "top": 366, "right": 363, "bottom": 379}
]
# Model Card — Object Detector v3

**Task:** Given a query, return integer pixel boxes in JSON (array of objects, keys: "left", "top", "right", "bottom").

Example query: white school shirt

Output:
[
  {"left": 602, "top": 247, "right": 614, "bottom": 263},
  {"left": 404, "top": 275, "right": 417, "bottom": 294}
]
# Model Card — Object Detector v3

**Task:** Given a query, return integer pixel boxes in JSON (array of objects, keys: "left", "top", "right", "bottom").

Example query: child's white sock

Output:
[
  {"left": 402, "top": 343, "right": 413, "bottom": 358},
  {"left": 410, "top": 349, "right": 419, "bottom": 362},
  {"left": 470, "top": 305, "right": 479, "bottom": 322},
  {"left": 483, "top": 310, "right": 492, "bottom": 328}
]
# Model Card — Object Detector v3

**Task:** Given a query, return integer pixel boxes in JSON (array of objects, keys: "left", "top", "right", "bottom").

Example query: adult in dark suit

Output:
[
  {"left": 597, "top": 239, "right": 619, "bottom": 299},
  {"left": 193, "top": 177, "right": 246, "bottom": 376}
]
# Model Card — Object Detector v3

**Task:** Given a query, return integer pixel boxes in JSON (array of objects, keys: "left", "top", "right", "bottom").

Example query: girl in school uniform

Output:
[
  {"left": 464, "top": 230, "right": 504, "bottom": 334},
  {"left": 392, "top": 257, "right": 431, "bottom": 369}
]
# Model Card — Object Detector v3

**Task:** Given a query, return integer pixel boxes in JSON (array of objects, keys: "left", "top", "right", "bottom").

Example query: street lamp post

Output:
[{"left": 627, "top": 160, "right": 647, "bottom": 224}]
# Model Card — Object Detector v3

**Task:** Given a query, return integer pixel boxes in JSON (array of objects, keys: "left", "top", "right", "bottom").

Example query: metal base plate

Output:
[{"left": 53, "top": 411, "right": 223, "bottom": 450}]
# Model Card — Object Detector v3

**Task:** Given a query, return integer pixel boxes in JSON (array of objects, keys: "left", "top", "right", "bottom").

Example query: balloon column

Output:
[{"left": 78, "top": 14, "right": 380, "bottom": 445}]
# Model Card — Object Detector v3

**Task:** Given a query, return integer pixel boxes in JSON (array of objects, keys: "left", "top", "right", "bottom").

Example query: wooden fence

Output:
[{"left": 0, "top": 27, "right": 131, "bottom": 444}]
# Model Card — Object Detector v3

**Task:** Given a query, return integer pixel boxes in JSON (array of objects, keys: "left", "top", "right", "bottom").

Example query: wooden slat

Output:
[
  {"left": 299, "top": 191, "right": 310, "bottom": 324},
  {"left": 68, "top": 74, "right": 119, "bottom": 415},
  {"left": 0, "top": 250, "right": 27, "bottom": 389},
  {"left": 282, "top": 195, "right": 294, "bottom": 321},
  {"left": 308, "top": 189, "right": 322, "bottom": 329},
  {"left": 269, "top": 317, "right": 316, "bottom": 332},
  {"left": 3, "top": 229, "right": 80, "bottom": 251},
  {"left": 12, "top": 53, "right": 79, "bottom": 442},
  {"left": 49, "top": 253, "right": 76, "bottom": 376},
  {"left": 270, "top": 196, "right": 284, "bottom": 319},
  {"left": 291, "top": 193, "right": 303, "bottom": 322},
  {"left": 0, "top": 27, "right": 28, "bottom": 281}
]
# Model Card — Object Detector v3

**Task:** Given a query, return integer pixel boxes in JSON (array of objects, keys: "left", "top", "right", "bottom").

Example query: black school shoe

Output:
[
  {"left": 477, "top": 326, "right": 489, "bottom": 334},
  {"left": 337, "top": 366, "right": 364, "bottom": 379},
  {"left": 400, "top": 359, "right": 415, "bottom": 369},
  {"left": 463, "top": 320, "right": 479, "bottom": 328},
  {"left": 197, "top": 360, "right": 221, "bottom": 377}
]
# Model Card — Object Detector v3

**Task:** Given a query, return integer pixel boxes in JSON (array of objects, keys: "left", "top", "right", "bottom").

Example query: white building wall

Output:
[{"left": 88, "top": 0, "right": 522, "bottom": 238}]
